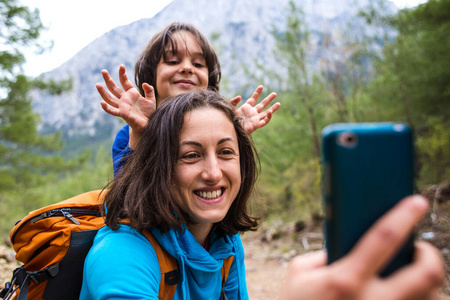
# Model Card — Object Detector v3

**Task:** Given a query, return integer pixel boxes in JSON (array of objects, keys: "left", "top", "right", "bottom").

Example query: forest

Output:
[{"left": 0, "top": 0, "right": 449, "bottom": 237}]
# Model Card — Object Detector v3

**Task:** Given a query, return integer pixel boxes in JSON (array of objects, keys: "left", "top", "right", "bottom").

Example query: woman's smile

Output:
[
  {"left": 174, "top": 107, "right": 241, "bottom": 228},
  {"left": 194, "top": 188, "right": 224, "bottom": 201}
]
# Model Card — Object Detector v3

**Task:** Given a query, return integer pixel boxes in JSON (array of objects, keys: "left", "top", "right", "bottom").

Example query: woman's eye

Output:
[
  {"left": 181, "top": 153, "right": 200, "bottom": 160},
  {"left": 219, "top": 149, "right": 236, "bottom": 158}
]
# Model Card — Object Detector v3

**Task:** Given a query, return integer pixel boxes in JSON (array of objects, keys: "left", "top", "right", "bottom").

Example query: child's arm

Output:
[
  {"left": 112, "top": 125, "right": 131, "bottom": 177},
  {"left": 96, "top": 65, "right": 156, "bottom": 149},
  {"left": 231, "top": 86, "right": 280, "bottom": 134}
]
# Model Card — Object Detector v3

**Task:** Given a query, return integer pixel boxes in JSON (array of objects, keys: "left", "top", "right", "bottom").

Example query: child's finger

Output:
[
  {"left": 100, "top": 101, "right": 120, "bottom": 117},
  {"left": 266, "top": 102, "right": 281, "bottom": 115},
  {"left": 255, "top": 92, "right": 277, "bottom": 112},
  {"left": 96, "top": 83, "right": 118, "bottom": 108},
  {"left": 257, "top": 112, "right": 272, "bottom": 129},
  {"left": 101, "top": 69, "right": 123, "bottom": 98},
  {"left": 229, "top": 96, "right": 241, "bottom": 108},
  {"left": 118, "top": 65, "right": 135, "bottom": 91},
  {"left": 246, "top": 85, "right": 264, "bottom": 106},
  {"left": 142, "top": 83, "right": 156, "bottom": 101}
]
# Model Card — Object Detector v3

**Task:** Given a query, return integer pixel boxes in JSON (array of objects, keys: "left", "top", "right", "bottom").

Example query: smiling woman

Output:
[
  {"left": 175, "top": 107, "right": 242, "bottom": 245},
  {"left": 80, "top": 89, "right": 259, "bottom": 299}
]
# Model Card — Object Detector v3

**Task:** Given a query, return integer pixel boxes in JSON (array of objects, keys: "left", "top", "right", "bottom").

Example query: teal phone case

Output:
[{"left": 321, "top": 123, "right": 414, "bottom": 277}]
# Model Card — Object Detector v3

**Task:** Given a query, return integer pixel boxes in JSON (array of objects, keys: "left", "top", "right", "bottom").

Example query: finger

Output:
[
  {"left": 279, "top": 251, "right": 328, "bottom": 300},
  {"left": 382, "top": 242, "right": 444, "bottom": 300},
  {"left": 255, "top": 92, "right": 278, "bottom": 112},
  {"left": 96, "top": 83, "right": 118, "bottom": 108},
  {"left": 254, "top": 103, "right": 280, "bottom": 130},
  {"left": 100, "top": 101, "right": 120, "bottom": 117},
  {"left": 101, "top": 69, "right": 123, "bottom": 98},
  {"left": 118, "top": 65, "right": 135, "bottom": 91},
  {"left": 289, "top": 251, "right": 327, "bottom": 273},
  {"left": 246, "top": 85, "right": 264, "bottom": 106},
  {"left": 257, "top": 110, "right": 273, "bottom": 128},
  {"left": 142, "top": 83, "right": 156, "bottom": 101},
  {"left": 266, "top": 102, "right": 281, "bottom": 114},
  {"left": 230, "top": 96, "right": 241, "bottom": 109},
  {"left": 425, "top": 290, "right": 443, "bottom": 300},
  {"left": 341, "top": 195, "right": 429, "bottom": 278}
]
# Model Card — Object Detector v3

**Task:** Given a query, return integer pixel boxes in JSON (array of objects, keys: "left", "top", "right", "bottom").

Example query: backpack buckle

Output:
[
  {"left": 164, "top": 270, "right": 179, "bottom": 285},
  {"left": 29, "top": 264, "right": 60, "bottom": 284}
]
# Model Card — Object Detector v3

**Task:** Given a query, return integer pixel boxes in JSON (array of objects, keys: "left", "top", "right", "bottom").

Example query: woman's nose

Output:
[{"left": 201, "top": 158, "right": 222, "bottom": 183}]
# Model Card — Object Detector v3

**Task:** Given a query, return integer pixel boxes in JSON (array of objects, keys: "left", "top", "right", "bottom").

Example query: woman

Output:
[
  {"left": 80, "top": 90, "right": 444, "bottom": 299},
  {"left": 81, "top": 89, "right": 259, "bottom": 299}
]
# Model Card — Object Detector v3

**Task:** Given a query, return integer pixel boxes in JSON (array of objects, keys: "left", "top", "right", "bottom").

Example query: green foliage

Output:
[
  {"left": 416, "top": 117, "right": 450, "bottom": 186},
  {"left": 0, "top": 145, "right": 112, "bottom": 237},
  {"left": 0, "top": 0, "right": 46, "bottom": 77},
  {"left": 253, "top": 0, "right": 354, "bottom": 221},
  {"left": 270, "top": 0, "right": 326, "bottom": 159},
  {"left": 254, "top": 0, "right": 450, "bottom": 224},
  {"left": 366, "top": 0, "right": 450, "bottom": 186},
  {"left": 32, "top": 77, "right": 73, "bottom": 95},
  {"left": 0, "top": 0, "right": 79, "bottom": 195}
]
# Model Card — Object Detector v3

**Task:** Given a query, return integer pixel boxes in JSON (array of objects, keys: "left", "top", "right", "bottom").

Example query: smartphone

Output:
[{"left": 321, "top": 122, "right": 415, "bottom": 277}]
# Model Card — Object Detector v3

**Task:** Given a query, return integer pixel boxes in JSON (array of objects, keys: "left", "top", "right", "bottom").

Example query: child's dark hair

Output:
[
  {"left": 104, "top": 89, "right": 260, "bottom": 236},
  {"left": 135, "top": 22, "right": 221, "bottom": 98}
]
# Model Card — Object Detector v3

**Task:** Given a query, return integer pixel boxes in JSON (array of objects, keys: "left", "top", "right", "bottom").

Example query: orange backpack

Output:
[{"left": 0, "top": 190, "right": 234, "bottom": 300}]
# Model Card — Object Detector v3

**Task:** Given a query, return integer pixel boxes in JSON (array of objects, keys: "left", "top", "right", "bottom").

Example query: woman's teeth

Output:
[{"left": 195, "top": 189, "right": 222, "bottom": 199}]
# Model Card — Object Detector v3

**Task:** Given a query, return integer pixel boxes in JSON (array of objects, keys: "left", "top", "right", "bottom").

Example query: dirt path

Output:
[
  {"left": 246, "top": 256, "right": 288, "bottom": 299},
  {"left": 242, "top": 231, "right": 450, "bottom": 300}
]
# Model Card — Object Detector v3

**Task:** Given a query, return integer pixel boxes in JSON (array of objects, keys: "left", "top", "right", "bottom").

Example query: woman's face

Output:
[
  {"left": 174, "top": 107, "right": 241, "bottom": 231},
  {"left": 155, "top": 31, "right": 209, "bottom": 105}
]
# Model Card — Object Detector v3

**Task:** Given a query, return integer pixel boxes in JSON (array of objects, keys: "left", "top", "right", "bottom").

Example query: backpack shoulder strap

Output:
[
  {"left": 221, "top": 256, "right": 234, "bottom": 284},
  {"left": 219, "top": 256, "right": 234, "bottom": 300},
  {"left": 142, "top": 230, "right": 179, "bottom": 300}
]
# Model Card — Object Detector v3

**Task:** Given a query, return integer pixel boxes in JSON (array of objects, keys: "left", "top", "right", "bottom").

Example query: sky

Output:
[{"left": 20, "top": 0, "right": 427, "bottom": 77}]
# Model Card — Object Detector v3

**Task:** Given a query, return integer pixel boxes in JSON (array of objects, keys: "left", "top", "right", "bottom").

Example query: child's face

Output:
[{"left": 155, "top": 31, "right": 209, "bottom": 104}]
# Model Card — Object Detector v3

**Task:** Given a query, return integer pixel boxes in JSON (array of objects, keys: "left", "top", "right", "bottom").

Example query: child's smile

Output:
[{"left": 155, "top": 30, "right": 209, "bottom": 102}]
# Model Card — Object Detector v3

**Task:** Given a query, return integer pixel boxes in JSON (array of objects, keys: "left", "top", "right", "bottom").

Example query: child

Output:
[{"left": 95, "top": 22, "right": 280, "bottom": 174}]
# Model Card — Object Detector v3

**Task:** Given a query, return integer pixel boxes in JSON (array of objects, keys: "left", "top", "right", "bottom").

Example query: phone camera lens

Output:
[{"left": 337, "top": 132, "right": 358, "bottom": 148}]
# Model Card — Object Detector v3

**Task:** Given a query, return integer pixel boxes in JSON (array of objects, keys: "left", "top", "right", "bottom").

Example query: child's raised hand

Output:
[
  {"left": 234, "top": 86, "right": 280, "bottom": 134},
  {"left": 96, "top": 65, "right": 156, "bottom": 139}
]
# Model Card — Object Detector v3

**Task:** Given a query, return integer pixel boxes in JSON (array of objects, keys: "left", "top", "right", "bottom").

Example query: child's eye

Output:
[
  {"left": 193, "top": 62, "right": 205, "bottom": 68},
  {"left": 167, "top": 60, "right": 179, "bottom": 65}
]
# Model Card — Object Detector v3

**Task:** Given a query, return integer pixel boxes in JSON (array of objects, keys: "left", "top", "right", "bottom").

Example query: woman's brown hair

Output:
[
  {"left": 104, "top": 89, "right": 259, "bottom": 236},
  {"left": 135, "top": 22, "right": 221, "bottom": 98}
]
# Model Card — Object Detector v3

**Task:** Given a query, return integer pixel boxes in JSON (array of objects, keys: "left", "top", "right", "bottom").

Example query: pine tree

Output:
[
  {"left": 364, "top": 0, "right": 450, "bottom": 186},
  {"left": 0, "top": 0, "right": 82, "bottom": 191}
]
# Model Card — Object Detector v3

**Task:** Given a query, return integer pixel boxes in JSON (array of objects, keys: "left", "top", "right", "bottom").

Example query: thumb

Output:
[{"left": 230, "top": 96, "right": 241, "bottom": 109}]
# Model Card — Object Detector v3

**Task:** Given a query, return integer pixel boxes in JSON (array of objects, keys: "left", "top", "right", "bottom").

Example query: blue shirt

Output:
[
  {"left": 112, "top": 125, "right": 131, "bottom": 177},
  {"left": 80, "top": 225, "right": 249, "bottom": 299}
]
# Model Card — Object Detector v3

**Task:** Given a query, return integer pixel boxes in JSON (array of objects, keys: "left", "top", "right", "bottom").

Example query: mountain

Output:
[{"left": 30, "top": 0, "right": 397, "bottom": 142}]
